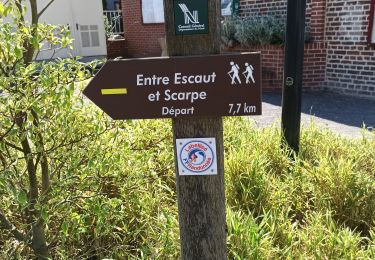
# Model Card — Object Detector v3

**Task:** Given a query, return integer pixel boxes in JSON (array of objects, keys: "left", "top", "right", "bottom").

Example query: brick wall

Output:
[
  {"left": 239, "top": 0, "right": 288, "bottom": 18},
  {"left": 239, "top": 0, "right": 375, "bottom": 99},
  {"left": 121, "top": 0, "right": 165, "bottom": 57},
  {"left": 309, "top": 0, "right": 326, "bottom": 41},
  {"left": 239, "top": 0, "right": 328, "bottom": 43},
  {"left": 119, "top": 0, "right": 375, "bottom": 99},
  {"left": 107, "top": 39, "right": 128, "bottom": 59},
  {"left": 237, "top": 0, "right": 327, "bottom": 91},
  {"left": 325, "top": 0, "right": 375, "bottom": 98},
  {"left": 225, "top": 43, "right": 326, "bottom": 91}
]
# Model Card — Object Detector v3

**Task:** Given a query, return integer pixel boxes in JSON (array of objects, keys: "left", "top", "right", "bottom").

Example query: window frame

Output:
[
  {"left": 368, "top": 0, "right": 375, "bottom": 45},
  {"left": 141, "top": 0, "right": 165, "bottom": 25}
]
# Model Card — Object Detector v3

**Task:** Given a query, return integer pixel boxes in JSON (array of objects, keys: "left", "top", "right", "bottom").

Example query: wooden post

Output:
[
  {"left": 281, "top": 0, "right": 307, "bottom": 153},
  {"left": 163, "top": 0, "right": 227, "bottom": 259}
]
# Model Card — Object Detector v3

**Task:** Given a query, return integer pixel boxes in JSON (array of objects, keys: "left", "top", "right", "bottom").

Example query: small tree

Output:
[{"left": 0, "top": 1, "right": 106, "bottom": 258}]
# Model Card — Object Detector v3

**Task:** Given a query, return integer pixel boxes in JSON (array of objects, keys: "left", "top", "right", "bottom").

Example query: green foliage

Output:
[
  {"left": 1, "top": 1, "right": 108, "bottom": 258},
  {"left": 103, "top": 15, "right": 112, "bottom": 39},
  {"left": 221, "top": 15, "right": 312, "bottom": 47},
  {"left": 0, "top": 1, "right": 72, "bottom": 68},
  {"left": 1, "top": 1, "right": 374, "bottom": 258},
  {"left": 227, "top": 209, "right": 277, "bottom": 259},
  {"left": 235, "top": 15, "right": 285, "bottom": 46},
  {"left": 224, "top": 118, "right": 375, "bottom": 259},
  {"left": 1, "top": 108, "right": 375, "bottom": 258},
  {"left": 45, "top": 119, "right": 179, "bottom": 258},
  {"left": 221, "top": 16, "right": 238, "bottom": 47},
  {"left": 296, "top": 211, "right": 371, "bottom": 259},
  {"left": 300, "top": 125, "right": 375, "bottom": 235}
]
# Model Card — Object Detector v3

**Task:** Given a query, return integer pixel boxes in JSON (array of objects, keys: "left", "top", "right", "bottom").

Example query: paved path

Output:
[{"left": 250, "top": 92, "right": 375, "bottom": 138}]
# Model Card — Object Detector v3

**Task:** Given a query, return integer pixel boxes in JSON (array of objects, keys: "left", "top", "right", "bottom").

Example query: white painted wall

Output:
[{"left": 23, "top": 0, "right": 107, "bottom": 59}]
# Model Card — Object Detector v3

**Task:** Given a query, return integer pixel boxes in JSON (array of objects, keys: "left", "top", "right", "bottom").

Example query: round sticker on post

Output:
[{"left": 176, "top": 138, "right": 217, "bottom": 176}]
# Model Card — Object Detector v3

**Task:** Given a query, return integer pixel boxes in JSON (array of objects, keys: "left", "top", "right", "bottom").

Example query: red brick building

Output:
[
  {"left": 121, "top": 0, "right": 165, "bottom": 57},
  {"left": 324, "top": 0, "right": 375, "bottom": 98},
  {"left": 118, "top": 0, "right": 375, "bottom": 99}
]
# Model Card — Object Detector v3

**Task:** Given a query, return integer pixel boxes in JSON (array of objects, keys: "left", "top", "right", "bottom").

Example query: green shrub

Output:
[
  {"left": 223, "top": 118, "right": 374, "bottom": 258},
  {"left": 294, "top": 211, "right": 371, "bottom": 259},
  {"left": 221, "top": 16, "right": 238, "bottom": 46},
  {"left": 221, "top": 15, "right": 313, "bottom": 47},
  {"left": 2, "top": 112, "right": 374, "bottom": 258},
  {"left": 227, "top": 208, "right": 277, "bottom": 259},
  {"left": 234, "top": 15, "right": 285, "bottom": 46}
]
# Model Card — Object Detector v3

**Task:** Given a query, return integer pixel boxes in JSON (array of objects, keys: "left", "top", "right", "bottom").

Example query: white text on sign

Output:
[
  {"left": 148, "top": 90, "right": 207, "bottom": 103},
  {"left": 137, "top": 72, "right": 217, "bottom": 86}
]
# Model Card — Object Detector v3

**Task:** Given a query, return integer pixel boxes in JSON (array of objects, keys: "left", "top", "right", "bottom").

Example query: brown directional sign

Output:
[{"left": 83, "top": 52, "right": 262, "bottom": 120}]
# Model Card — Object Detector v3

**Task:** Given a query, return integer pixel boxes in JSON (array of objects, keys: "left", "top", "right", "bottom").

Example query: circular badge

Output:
[{"left": 180, "top": 140, "right": 215, "bottom": 173}]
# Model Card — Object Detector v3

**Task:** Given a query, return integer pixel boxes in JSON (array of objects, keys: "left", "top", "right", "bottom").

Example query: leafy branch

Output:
[{"left": 0, "top": 210, "right": 27, "bottom": 242}]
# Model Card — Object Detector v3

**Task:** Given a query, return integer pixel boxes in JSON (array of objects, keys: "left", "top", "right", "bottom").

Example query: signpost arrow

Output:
[
  {"left": 83, "top": 54, "right": 262, "bottom": 120},
  {"left": 82, "top": 1, "right": 263, "bottom": 258}
]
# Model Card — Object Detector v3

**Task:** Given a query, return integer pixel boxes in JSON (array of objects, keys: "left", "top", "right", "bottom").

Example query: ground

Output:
[{"left": 251, "top": 91, "right": 375, "bottom": 138}]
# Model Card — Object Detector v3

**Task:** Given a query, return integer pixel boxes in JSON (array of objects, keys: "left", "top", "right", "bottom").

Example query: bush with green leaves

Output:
[
  {"left": 234, "top": 15, "right": 285, "bottom": 46},
  {"left": 1, "top": 4, "right": 179, "bottom": 258},
  {"left": 0, "top": 1, "right": 100, "bottom": 258},
  {"left": 222, "top": 15, "right": 312, "bottom": 47},
  {"left": 221, "top": 16, "right": 238, "bottom": 47}
]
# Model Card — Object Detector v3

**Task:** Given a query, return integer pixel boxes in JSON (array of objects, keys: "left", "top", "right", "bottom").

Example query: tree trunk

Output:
[
  {"left": 16, "top": 115, "right": 50, "bottom": 259},
  {"left": 22, "top": 0, "right": 39, "bottom": 64},
  {"left": 164, "top": 0, "right": 227, "bottom": 259},
  {"left": 31, "top": 222, "right": 50, "bottom": 260}
]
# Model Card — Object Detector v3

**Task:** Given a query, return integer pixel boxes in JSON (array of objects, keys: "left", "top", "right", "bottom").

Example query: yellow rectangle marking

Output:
[{"left": 101, "top": 88, "right": 127, "bottom": 95}]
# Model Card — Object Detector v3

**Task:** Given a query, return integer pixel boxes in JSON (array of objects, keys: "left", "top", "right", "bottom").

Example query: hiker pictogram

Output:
[
  {"left": 243, "top": 62, "right": 255, "bottom": 84},
  {"left": 228, "top": 61, "right": 242, "bottom": 85}
]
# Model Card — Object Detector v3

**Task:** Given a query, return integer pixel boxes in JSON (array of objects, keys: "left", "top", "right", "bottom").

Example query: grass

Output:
[
  {"left": 1, "top": 117, "right": 374, "bottom": 259},
  {"left": 224, "top": 118, "right": 375, "bottom": 259}
]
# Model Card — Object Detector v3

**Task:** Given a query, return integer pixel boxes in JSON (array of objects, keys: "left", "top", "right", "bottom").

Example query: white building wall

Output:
[{"left": 23, "top": 0, "right": 107, "bottom": 59}]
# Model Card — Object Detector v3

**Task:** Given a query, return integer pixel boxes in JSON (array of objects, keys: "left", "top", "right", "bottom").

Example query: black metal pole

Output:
[{"left": 281, "top": 0, "right": 307, "bottom": 153}]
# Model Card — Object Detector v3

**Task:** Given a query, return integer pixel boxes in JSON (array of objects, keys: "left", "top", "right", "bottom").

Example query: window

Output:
[
  {"left": 80, "top": 25, "right": 100, "bottom": 48},
  {"left": 368, "top": 0, "right": 375, "bottom": 44},
  {"left": 141, "top": 0, "right": 165, "bottom": 24}
]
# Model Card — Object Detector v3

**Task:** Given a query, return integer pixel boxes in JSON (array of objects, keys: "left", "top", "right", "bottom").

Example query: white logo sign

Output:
[
  {"left": 176, "top": 138, "right": 217, "bottom": 176},
  {"left": 178, "top": 3, "right": 199, "bottom": 24},
  {"left": 227, "top": 61, "right": 255, "bottom": 85}
]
